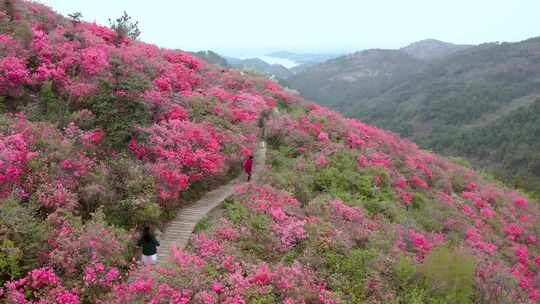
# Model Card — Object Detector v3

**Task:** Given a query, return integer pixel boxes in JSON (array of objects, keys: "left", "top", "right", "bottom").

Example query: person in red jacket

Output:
[{"left": 243, "top": 155, "right": 253, "bottom": 182}]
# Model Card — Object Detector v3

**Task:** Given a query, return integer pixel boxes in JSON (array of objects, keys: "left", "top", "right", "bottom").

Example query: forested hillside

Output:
[
  {"left": 287, "top": 49, "right": 424, "bottom": 108},
  {"left": 430, "top": 99, "right": 540, "bottom": 195},
  {"left": 288, "top": 38, "right": 540, "bottom": 197},
  {"left": 1, "top": 1, "right": 540, "bottom": 303}
]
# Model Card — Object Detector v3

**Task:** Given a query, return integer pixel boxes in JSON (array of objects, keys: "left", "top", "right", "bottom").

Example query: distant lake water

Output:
[{"left": 240, "top": 55, "right": 299, "bottom": 68}]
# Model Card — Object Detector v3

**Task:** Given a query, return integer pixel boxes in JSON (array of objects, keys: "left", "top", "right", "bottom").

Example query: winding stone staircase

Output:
[{"left": 155, "top": 141, "right": 266, "bottom": 262}]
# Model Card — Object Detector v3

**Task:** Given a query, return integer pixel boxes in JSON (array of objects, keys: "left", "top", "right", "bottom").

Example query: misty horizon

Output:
[{"left": 37, "top": 0, "right": 540, "bottom": 57}]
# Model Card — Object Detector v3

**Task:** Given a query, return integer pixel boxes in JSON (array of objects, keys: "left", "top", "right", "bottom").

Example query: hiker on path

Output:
[
  {"left": 243, "top": 155, "right": 253, "bottom": 182},
  {"left": 137, "top": 226, "right": 160, "bottom": 265}
]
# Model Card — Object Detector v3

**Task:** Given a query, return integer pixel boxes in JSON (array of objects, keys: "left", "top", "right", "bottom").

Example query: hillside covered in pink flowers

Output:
[{"left": 1, "top": 1, "right": 540, "bottom": 303}]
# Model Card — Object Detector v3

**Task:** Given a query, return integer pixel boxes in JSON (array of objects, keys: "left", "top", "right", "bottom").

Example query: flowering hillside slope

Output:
[{"left": 0, "top": 1, "right": 539, "bottom": 303}]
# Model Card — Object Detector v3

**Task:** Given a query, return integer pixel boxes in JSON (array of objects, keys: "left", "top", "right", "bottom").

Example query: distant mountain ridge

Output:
[
  {"left": 223, "top": 56, "right": 294, "bottom": 79},
  {"left": 287, "top": 37, "right": 540, "bottom": 196},
  {"left": 401, "top": 39, "right": 473, "bottom": 61}
]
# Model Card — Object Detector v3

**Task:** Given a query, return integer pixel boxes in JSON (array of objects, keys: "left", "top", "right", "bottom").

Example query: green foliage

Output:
[
  {"left": 446, "top": 100, "right": 540, "bottom": 198},
  {"left": 224, "top": 199, "right": 249, "bottom": 224},
  {"left": 246, "top": 292, "right": 277, "bottom": 304},
  {"left": 238, "top": 238, "right": 268, "bottom": 259},
  {"left": 0, "top": 96, "right": 5, "bottom": 113},
  {"left": 390, "top": 247, "right": 476, "bottom": 303},
  {"left": 203, "top": 263, "right": 220, "bottom": 279},
  {"left": 248, "top": 214, "right": 269, "bottom": 233},
  {"left": 0, "top": 239, "right": 22, "bottom": 284},
  {"left": 280, "top": 245, "right": 303, "bottom": 264},
  {"left": 363, "top": 199, "right": 406, "bottom": 222},
  {"left": 222, "top": 199, "right": 277, "bottom": 260},
  {"left": 419, "top": 246, "right": 476, "bottom": 304},
  {"left": 103, "top": 154, "right": 160, "bottom": 229},
  {"left": 366, "top": 230, "right": 397, "bottom": 255},
  {"left": 391, "top": 255, "right": 433, "bottom": 304},
  {"left": 266, "top": 131, "right": 285, "bottom": 150},
  {"left": 411, "top": 203, "right": 452, "bottom": 233},
  {"left": 411, "top": 192, "right": 426, "bottom": 210},
  {"left": 107, "top": 197, "right": 161, "bottom": 229},
  {"left": 88, "top": 79, "right": 150, "bottom": 149},
  {"left": 328, "top": 248, "right": 376, "bottom": 281},
  {"left": 448, "top": 156, "right": 471, "bottom": 168},
  {"left": 267, "top": 147, "right": 396, "bottom": 212},
  {"left": 321, "top": 247, "right": 377, "bottom": 301},
  {"left": 187, "top": 96, "right": 215, "bottom": 122},
  {"left": 68, "top": 109, "right": 96, "bottom": 129},
  {"left": 194, "top": 216, "right": 211, "bottom": 233},
  {"left": 0, "top": 197, "right": 49, "bottom": 285},
  {"left": 38, "top": 82, "right": 64, "bottom": 124},
  {"left": 392, "top": 255, "right": 416, "bottom": 289},
  {"left": 313, "top": 151, "right": 395, "bottom": 203},
  {"left": 450, "top": 171, "right": 466, "bottom": 193}
]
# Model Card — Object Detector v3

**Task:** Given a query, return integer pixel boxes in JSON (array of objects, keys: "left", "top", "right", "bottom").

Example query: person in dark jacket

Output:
[
  {"left": 243, "top": 155, "right": 253, "bottom": 182},
  {"left": 137, "top": 226, "right": 160, "bottom": 265}
]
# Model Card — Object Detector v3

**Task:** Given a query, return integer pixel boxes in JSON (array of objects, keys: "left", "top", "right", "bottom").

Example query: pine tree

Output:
[{"left": 109, "top": 11, "right": 141, "bottom": 47}]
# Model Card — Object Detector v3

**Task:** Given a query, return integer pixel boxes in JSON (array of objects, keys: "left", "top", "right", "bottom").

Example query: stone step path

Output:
[{"left": 156, "top": 141, "right": 266, "bottom": 262}]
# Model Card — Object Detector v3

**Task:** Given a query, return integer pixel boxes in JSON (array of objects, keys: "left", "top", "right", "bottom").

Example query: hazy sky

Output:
[{"left": 38, "top": 0, "right": 540, "bottom": 56}]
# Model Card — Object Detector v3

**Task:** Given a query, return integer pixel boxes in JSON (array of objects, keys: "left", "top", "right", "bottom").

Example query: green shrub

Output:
[
  {"left": 393, "top": 255, "right": 416, "bottom": 289},
  {"left": 248, "top": 214, "right": 269, "bottom": 233},
  {"left": 103, "top": 155, "right": 160, "bottom": 228},
  {"left": 450, "top": 172, "right": 467, "bottom": 193},
  {"left": 238, "top": 237, "right": 268, "bottom": 259},
  {"left": 87, "top": 79, "right": 150, "bottom": 149},
  {"left": 412, "top": 200, "right": 458, "bottom": 232},
  {"left": 266, "top": 131, "right": 285, "bottom": 150},
  {"left": 203, "top": 263, "right": 220, "bottom": 279},
  {"left": 448, "top": 156, "right": 471, "bottom": 168},
  {"left": 391, "top": 247, "right": 476, "bottom": 303},
  {"left": 224, "top": 199, "right": 249, "bottom": 224},
  {"left": 367, "top": 230, "right": 396, "bottom": 253},
  {"left": 419, "top": 246, "right": 476, "bottom": 304},
  {"left": 280, "top": 245, "right": 303, "bottom": 264},
  {"left": 246, "top": 292, "right": 277, "bottom": 304},
  {"left": 292, "top": 179, "right": 314, "bottom": 207},
  {"left": 39, "top": 82, "right": 63, "bottom": 123},
  {"left": 313, "top": 151, "right": 395, "bottom": 203},
  {"left": 401, "top": 286, "right": 431, "bottom": 304},
  {"left": 194, "top": 216, "right": 211, "bottom": 233},
  {"left": 106, "top": 197, "right": 161, "bottom": 229},
  {"left": 186, "top": 96, "right": 214, "bottom": 122},
  {"left": 363, "top": 200, "right": 406, "bottom": 223},
  {"left": 0, "top": 239, "right": 22, "bottom": 284},
  {"left": 412, "top": 192, "right": 426, "bottom": 210},
  {"left": 0, "top": 197, "right": 49, "bottom": 285},
  {"left": 322, "top": 248, "right": 377, "bottom": 300}
]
